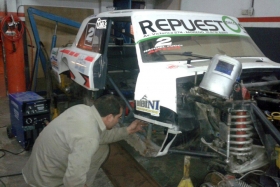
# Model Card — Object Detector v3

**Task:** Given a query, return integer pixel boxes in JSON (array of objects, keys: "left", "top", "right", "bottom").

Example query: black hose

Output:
[
  {"left": 0, "top": 172, "right": 23, "bottom": 187},
  {"left": 40, "top": 41, "right": 53, "bottom": 100},
  {"left": 0, "top": 173, "right": 22, "bottom": 178}
]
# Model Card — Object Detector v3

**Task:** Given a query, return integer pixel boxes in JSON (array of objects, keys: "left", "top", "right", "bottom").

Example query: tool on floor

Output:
[{"left": 177, "top": 156, "right": 194, "bottom": 187}]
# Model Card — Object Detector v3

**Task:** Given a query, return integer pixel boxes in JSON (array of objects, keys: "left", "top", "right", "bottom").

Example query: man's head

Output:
[{"left": 94, "top": 95, "right": 124, "bottom": 129}]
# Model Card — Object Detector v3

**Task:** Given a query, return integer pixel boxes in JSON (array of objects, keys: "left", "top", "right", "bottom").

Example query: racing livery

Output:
[{"left": 51, "top": 10, "right": 280, "bottom": 186}]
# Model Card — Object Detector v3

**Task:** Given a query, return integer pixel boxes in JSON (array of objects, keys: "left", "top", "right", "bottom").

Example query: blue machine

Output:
[{"left": 9, "top": 91, "right": 50, "bottom": 150}]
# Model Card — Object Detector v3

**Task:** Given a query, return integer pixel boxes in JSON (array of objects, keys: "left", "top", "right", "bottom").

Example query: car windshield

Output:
[{"left": 139, "top": 35, "right": 264, "bottom": 63}]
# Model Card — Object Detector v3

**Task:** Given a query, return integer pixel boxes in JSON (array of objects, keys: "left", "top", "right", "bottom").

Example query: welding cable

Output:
[
  {"left": 0, "top": 141, "right": 28, "bottom": 159},
  {"left": 15, "top": 5, "right": 35, "bottom": 91},
  {"left": 0, "top": 150, "right": 25, "bottom": 186},
  {"left": 0, "top": 151, "right": 4, "bottom": 159},
  {"left": 40, "top": 41, "right": 54, "bottom": 99},
  {"left": 0, "top": 179, "right": 4, "bottom": 187},
  {"left": 0, "top": 172, "right": 23, "bottom": 187},
  {"left": 0, "top": 149, "right": 25, "bottom": 159},
  {"left": 24, "top": 21, "right": 35, "bottom": 91},
  {"left": 0, "top": 173, "right": 22, "bottom": 178}
]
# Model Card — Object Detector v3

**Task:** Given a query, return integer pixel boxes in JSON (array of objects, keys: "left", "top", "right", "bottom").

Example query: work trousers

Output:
[{"left": 86, "top": 144, "right": 109, "bottom": 186}]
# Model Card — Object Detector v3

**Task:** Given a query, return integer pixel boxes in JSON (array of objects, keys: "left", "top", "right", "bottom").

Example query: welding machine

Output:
[{"left": 8, "top": 91, "right": 50, "bottom": 150}]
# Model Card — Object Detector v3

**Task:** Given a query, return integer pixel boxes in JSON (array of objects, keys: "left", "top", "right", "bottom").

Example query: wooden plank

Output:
[{"left": 102, "top": 143, "right": 161, "bottom": 187}]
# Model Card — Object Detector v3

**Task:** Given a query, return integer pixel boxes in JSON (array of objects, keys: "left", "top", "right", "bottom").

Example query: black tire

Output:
[{"left": 6, "top": 125, "right": 14, "bottom": 139}]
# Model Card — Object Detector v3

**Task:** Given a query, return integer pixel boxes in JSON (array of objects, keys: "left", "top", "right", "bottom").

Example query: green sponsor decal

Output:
[{"left": 222, "top": 16, "right": 241, "bottom": 33}]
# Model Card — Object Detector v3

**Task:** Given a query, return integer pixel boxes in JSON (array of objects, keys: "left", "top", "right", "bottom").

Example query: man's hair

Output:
[{"left": 94, "top": 94, "right": 124, "bottom": 117}]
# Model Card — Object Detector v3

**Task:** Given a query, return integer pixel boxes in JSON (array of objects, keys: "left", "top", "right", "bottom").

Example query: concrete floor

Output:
[
  {"left": 0, "top": 96, "right": 29, "bottom": 187},
  {"left": 0, "top": 94, "right": 207, "bottom": 187}
]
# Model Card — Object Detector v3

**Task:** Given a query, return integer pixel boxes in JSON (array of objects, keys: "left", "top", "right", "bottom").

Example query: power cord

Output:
[
  {"left": 0, "top": 173, "right": 23, "bottom": 178},
  {"left": 0, "top": 149, "right": 25, "bottom": 159},
  {"left": 0, "top": 151, "right": 4, "bottom": 159},
  {"left": 0, "top": 179, "right": 5, "bottom": 187},
  {"left": 0, "top": 173, "right": 23, "bottom": 187},
  {"left": 0, "top": 149, "right": 26, "bottom": 186}
]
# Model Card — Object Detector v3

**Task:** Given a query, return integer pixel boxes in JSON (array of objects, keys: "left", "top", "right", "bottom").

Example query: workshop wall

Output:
[
  {"left": 0, "top": 0, "right": 158, "bottom": 95},
  {"left": 154, "top": 0, "right": 180, "bottom": 10},
  {"left": 180, "top": 0, "right": 280, "bottom": 63},
  {"left": 22, "top": 1, "right": 154, "bottom": 81}
]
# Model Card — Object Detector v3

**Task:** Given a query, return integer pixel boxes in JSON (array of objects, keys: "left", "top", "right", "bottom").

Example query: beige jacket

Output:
[{"left": 22, "top": 104, "right": 128, "bottom": 187}]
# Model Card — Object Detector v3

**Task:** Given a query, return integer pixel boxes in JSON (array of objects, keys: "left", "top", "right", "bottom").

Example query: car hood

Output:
[{"left": 140, "top": 57, "right": 280, "bottom": 79}]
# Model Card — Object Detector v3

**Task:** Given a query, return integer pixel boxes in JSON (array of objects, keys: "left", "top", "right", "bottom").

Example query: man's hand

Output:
[{"left": 126, "top": 119, "right": 147, "bottom": 134}]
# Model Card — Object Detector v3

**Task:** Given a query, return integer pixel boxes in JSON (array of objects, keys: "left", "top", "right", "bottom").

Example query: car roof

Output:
[{"left": 95, "top": 9, "right": 225, "bottom": 18}]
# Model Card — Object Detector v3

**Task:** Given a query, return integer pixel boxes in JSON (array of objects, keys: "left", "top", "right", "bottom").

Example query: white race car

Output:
[{"left": 51, "top": 9, "right": 280, "bottom": 186}]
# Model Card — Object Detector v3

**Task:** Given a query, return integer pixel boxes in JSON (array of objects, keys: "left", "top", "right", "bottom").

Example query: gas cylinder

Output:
[{"left": 1, "top": 15, "right": 26, "bottom": 93}]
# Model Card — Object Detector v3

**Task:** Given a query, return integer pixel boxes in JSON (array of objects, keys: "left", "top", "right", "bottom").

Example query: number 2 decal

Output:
[
  {"left": 85, "top": 26, "right": 95, "bottom": 43},
  {"left": 155, "top": 37, "right": 172, "bottom": 47}
]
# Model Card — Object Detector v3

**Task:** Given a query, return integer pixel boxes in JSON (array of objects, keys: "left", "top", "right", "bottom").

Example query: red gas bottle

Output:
[{"left": 1, "top": 15, "right": 26, "bottom": 93}]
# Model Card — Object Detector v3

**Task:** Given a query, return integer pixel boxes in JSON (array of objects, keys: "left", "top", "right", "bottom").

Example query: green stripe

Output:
[{"left": 136, "top": 33, "right": 249, "bottom": 44}]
